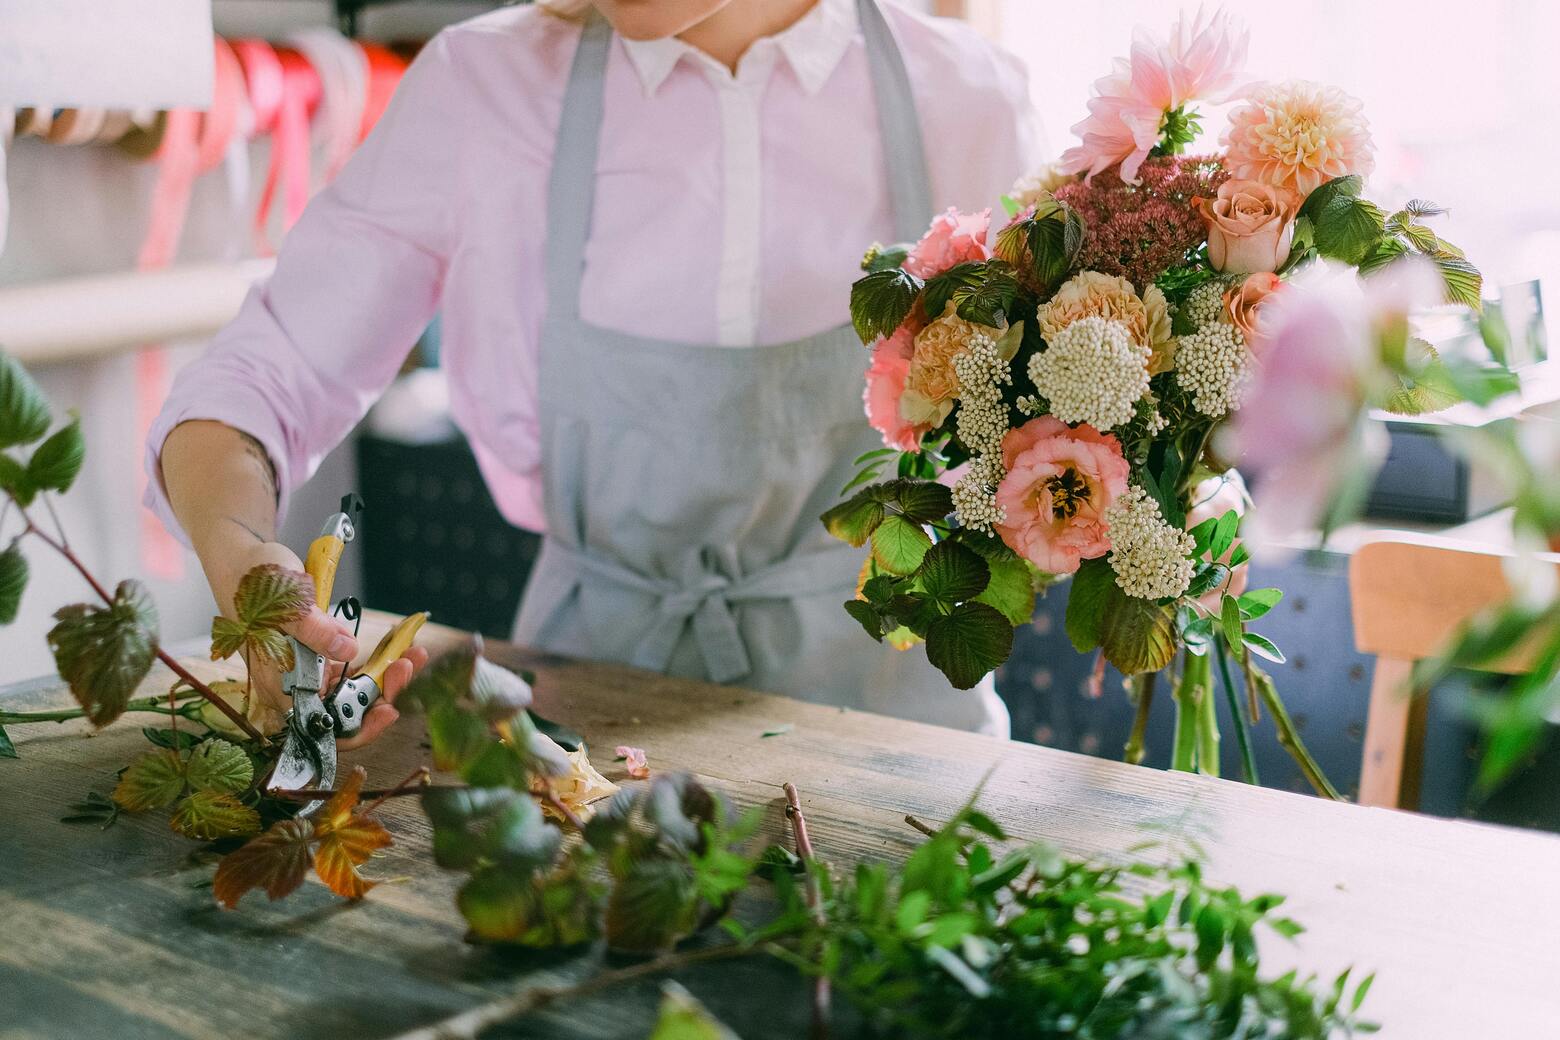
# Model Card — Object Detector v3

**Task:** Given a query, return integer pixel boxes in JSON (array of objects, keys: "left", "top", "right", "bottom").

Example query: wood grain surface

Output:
[{"left": 2, "top": 613, "right": 1557, "bottom": 1039}]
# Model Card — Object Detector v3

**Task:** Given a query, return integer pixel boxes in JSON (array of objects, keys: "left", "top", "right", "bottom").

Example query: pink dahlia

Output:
[
  {"left": 994, "top": 417, "right": 1130, "bottom": 574},
  {"left": 904, "top": 207, "right": 991, "bottom": 279},
  {"left": 1223, "top": 80, "right": 1376, "bottom": 198},
  {"left": 863, "top": 323, "right": 926, "bottom": 453},
  {"left": 1059, "top": 9, "right": 1248, "bottom": 185}
]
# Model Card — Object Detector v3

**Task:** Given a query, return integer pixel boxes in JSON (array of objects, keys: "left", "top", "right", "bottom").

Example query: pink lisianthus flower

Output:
[
  {"left": 614, "top": 745, "right": 649, "bottom": 779},
  {"left": 904, "top": 207, "right": 991, "bottom": 278},
  {"left": 1221, "top": 258, "right": 1440, "bottom": 546},
  {"left": 863, "top": 323, "right": 927, "bottom": 452},
  {"left": 995, "top": 417, "right": 1130, "bottom": 574},
  {"left": 1059, "top": 8, "right": 1248, "bottom": 185}
]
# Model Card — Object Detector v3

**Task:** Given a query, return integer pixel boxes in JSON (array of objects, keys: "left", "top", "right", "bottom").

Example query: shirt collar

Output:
[{"left": 619, "top": 0, "right": 857, "bottom": 97}]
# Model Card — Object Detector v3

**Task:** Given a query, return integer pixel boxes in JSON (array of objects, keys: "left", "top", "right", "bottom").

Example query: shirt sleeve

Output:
[{"left": 143, "top": 31, "right": 465, "bottom": 545}]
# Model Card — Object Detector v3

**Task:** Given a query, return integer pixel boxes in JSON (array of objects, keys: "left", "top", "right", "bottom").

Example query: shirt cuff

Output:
[{"left": 142, "top": 388, "right": 295, "bottom": 550}]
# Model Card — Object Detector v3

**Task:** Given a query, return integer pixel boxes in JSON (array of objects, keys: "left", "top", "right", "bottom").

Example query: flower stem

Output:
[
  {"left": 1196, "top": 658, "right": 1220, "bottom": 778},
  {"left": 1214, "top": 637, "right": 1259, "bottom": 785},
  {"left": 1170, "top": 654, "right": 1205, "bottom": 772},
  {"left": 784, "top": 781, "right": 830, "bottom": 1040},
  {"left": 1124, "top": 671, "right": 1156, "bottom": 765},
  {"left": 363, "top": 766, "right": 431, "bottom": 814},
  {"left": 1245, "top": 654, "right": 1343, "bottom": 800},
  {"left": 16, "top": 509, "right": 268, "bottom": 744}
]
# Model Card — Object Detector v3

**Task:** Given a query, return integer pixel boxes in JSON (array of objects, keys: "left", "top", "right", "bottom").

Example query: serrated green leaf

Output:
[
  {"left": 210, "top": 564, "right": 312, "bottom": 669},
  {"left": 1382, "top": 339, "right": 1462, "bottom": 415},
  {"left": 26, "top": 417, "right": 85, "bottom": 494},
  {"left": 850, "top": 268, "right": 922, "bottom": 344},
  {"left": 649, "top": 983, "right": 741, "bottom": 1040},
  {"left": 889, "top": 479, "right": 954, "bottom": 525},
  {"left": 1431, "top": 250, "right": 1483, "bottom": 310},
  {"left": 872, "top": 515, "right": 932, "bottom": 575},
  {"left": 1242, "top": 632, "right": 1286, "bottom": 663},
  {"left": 113, "top": 749, "right": 187, "bottom": 811},
  {"left": 820, "top": 490, "right": 887, "bottom": 548},
  {"left": 917, "top": 540, "right": 990, "bottom": 607},
  {"left": 1301, "top": 176, "right": 1385, "bottom": 265},
  {"left": 993, "top": 201, "right": 1084, "bottom": 293},
  {"left": 49, "top": 579, "right": 159, "bottom": 728},
  {"left": 1184, "top": 563, "right": 1230, "bottom": 600},
  {"left": 0, "top": 453, "right": 34, "bottom": 507},
  {"left": 975, "top": 553, "right": 1037, "bottom": 625},
  {"left": 0, "top": 353, "right": 51, "bottom": 449},
  {"left": 1064, "top": 557, "right": 1115, "bottom": 653},
  {"left": 185, "top": 739, "right": 253, "bottom": 794},
  {"left": 925, "top": 601, "right": 1013, "bottom": 689},
  {"left": 427, "top": 702, "right": 492, "bottom": 772},
  {"left": 0, "top": 542, "right": 28, "bottom": 625},
  {"left": 171, "top": 790, "right": 261, "bottom": 840},
  {"left": 607, "top": 855, "right": 701, "bottom": 954},
  {"left": 861, "top": 242, "right": 911, "bottom": 274},
  {"left": 843, "top": 598, "right": 885, "bottom": 641},
  {"left": 1099, "top": 594, "right": 1178, "bottom": 675}
]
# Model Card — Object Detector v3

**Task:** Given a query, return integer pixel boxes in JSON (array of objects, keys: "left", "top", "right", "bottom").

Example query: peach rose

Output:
[
  {"left": 1194, "top": 179, "right": 1298, "bottom": 275},
  {"left": 1184, "top": 470, "right": 1249, "bottom": 610},
  {"left": 995, "top": 417, "right": 1130, "bottom": 574},
  {"left": 904, "top": 207, "right": 992, "bottom": 279},
  {"left": 864, "top": 324, "right": 925, "bottom": 452},
  {"left": 1223, "top": 272, "right": 1284, "bottom": 349}
]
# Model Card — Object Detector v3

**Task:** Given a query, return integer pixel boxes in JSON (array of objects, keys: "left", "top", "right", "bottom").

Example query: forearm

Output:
[{"left": 159, "top": 420, "right": 282, "bottom": 610}]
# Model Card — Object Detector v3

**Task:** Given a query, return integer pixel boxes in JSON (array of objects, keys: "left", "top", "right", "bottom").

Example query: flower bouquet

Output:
[{"left": 827, "top": 9, "right": 1501, "bottom": 785}]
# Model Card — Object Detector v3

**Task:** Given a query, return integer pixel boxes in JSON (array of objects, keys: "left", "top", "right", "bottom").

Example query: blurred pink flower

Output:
[
  {"left": 615, "top": 745, "right": 649, "bottom": 779},
  {"left": 995, "top": 417, "right": 1130, "bottom": 574},
  {"left": 904, "top": 207, "right": 991, "bottom": 278},
  {"left": 1059, "top": 8, "right": 1248, "bottom": 185},
  {"left": 1223, "top": 80, "right": 1375, "bottom": 198},
  {"left": 1222, "top": 259, "right": 1439, "bottom": 545},
  {"left": 863, "top": 323, "right": 926, "bottom": 452}
]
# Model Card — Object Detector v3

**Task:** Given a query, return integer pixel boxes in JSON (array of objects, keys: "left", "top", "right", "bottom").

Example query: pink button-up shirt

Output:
[{"left": 145, "top": 0, "right": 1042, "bottom": 537}]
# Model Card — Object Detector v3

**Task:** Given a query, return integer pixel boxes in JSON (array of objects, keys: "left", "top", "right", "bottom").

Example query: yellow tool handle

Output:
[
  {"left": 303, "top": 535, "right": 346, "bottom": 612},
  {"left": 359, "top": 612, "right": 429, "bottom": 687}
]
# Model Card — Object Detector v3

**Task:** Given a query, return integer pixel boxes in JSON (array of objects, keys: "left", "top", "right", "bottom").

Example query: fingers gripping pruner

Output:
[{"left": 270, "top": 494, "right": 428, "bottom": 816}]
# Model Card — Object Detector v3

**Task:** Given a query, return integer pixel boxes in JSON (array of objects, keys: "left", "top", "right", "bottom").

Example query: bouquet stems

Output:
[
  {"left": 1171, "top": 652, "right": 1209, "bottom": 772},
  {"left": 1214, "top": 638, "right": 1259, "bottom": 785},
  {"left": 1123, "top": 672, "right": 1156, "bottom": 765}
]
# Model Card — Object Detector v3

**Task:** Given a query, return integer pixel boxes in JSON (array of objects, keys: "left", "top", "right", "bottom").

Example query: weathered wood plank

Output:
[{"left": 1, "top": 614, "right": 1557, "bottom": 1038}]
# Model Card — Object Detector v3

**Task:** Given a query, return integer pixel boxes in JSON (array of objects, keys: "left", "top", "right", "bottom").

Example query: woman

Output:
[{"left": 149, "top": 0, "right": 1040, "bottom": 746}]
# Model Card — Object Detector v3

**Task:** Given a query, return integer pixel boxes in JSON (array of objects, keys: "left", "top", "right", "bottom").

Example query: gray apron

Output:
[{"left": 512, "top": 0, "right": 1010, "bottom": 737}]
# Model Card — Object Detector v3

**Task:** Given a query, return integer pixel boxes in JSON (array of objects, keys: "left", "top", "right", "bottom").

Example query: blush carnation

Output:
[
  {"left": 900, "top": 307, "right": 986, "bottom": 428},
  {"left": 904, "top": 207, "right": 992, "bottom": 278},
  {"left": 863, "top": 323, "right": 925, "bottom": 452},
  {"left": 994, "top": 417, "right": 1130, "bottom": 574},
  {"left": 1223, "top": 80, "right": 1376, "bottom": 199}
]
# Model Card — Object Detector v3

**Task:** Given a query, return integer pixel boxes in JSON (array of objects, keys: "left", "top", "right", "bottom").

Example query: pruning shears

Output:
[{"left": 269, "top": 494, "right": 427, "bottom": 816}]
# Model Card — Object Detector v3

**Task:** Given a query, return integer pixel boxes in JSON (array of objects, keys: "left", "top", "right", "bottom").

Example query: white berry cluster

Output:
[
  {"left": 952, "top": 329, "right": 1012, "bottom": 458},
  {"left": 952, "top": 454, "right": 1006, "bottom": 533},
  {"left": 1027, "top": 316, "right": 1150, "bottom": 431},
  {"left": 1180, "top": 279, "right": 1228, "bottom": 330},
  {"left": 1175, "top": 320, "right": 1251, "bottom": 417},
  {"left": 1104, "top": 486, "right": 1196, "bottom": 600},
  {"left": 1138, "top": 392, "right": 1168, "bottom": 435}
]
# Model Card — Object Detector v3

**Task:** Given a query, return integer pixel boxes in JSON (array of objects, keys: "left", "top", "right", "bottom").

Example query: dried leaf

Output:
[
  {"left": 213, "top": 818, "right": 314, "bottom": 908},
  {"left": 210, "top": 564, "right": 312, "bottom": 669},
  {"left": 537, "top": 746, "right": 618, "bottom": 821},
  {"left": 48, "top": 580, "right": 159, "bottom": 727},
  {"left": 184, "top": 739, "right": 254, "bottom": 794},
  {"left": 113, "top": 749, "right": 187, "bottom": 811},
  {"left": 312, "top": 766, "right": 392, "bottom": 900},
  {"left": 615, "top": 745, "right": 650, "bottom": 779},
  {"left": 171, "top": 790, "right": 261, "bottom": 840}
]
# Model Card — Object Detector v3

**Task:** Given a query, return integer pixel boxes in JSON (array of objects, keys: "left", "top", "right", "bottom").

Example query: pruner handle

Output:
[
  {"left": 303, "top": 510, "right": 357, "bottom": 611},
  {"left": 360, "top": 612, "right": 429, "bottom": 688}
]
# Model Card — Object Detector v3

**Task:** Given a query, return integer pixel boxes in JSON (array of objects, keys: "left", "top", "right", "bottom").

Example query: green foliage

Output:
[
  {"left": 112, "top": 737, "right": 260, "bottom": 839},
  {"left": 925, "top": 602, "right": 1013, "bottom": 691},
  {"left": 860, "top": 242, "right": 911, "bottom": 274},
  {"left": 209, "top": 564, "right": 313, "bottom": 672},
  {"left": 772, "top": 803, "right": 1376, "bottom": 1038},
  {"left": 47, "top": 579, "right": 159, "bottom": 728},
  {"left": 1354, "top": 194, "right": 1485, "bottom": 309},
  {"left": 0, "top": 353, "right": 51, "bottom": 449},
  {"left": 26, "top": 417, "right": 85, "bottom": 495},
  {"left": 171, "top": 790, "right": 261, "bottom": 841},
  {"left": 648, "top": 983, "right": 741, "bottom": 1040},
  {"left": 992, "top": 198, "right": 1085, "bottom": 295},
  {"left": 0, "top": 541, "right": 27, "bottom": 625},
  {"left": 1298, "top": 175, "right": 1385, "bottom": 266},
  {"left": 1065, "top": 558, "right": 1177, "bottom": 675},
  {"left": 850, "top": 268, "right": 923, "bottom": 345}
]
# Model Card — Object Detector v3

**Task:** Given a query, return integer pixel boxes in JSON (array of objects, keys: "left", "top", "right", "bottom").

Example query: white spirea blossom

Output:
[
  {"left": 952, "top": 329, "right": 1012, "bottom": 458},
  {"left": 1104, "top": 486, "right": 1197, "bottom": 600},
  {"left": 1176, "top": 321, "right": 1251, "bottom": 417},
  {"left": 952, "top": 454, "right": 1006, "bottom": 533},
  {"left": 1181, "top": 279, "right": 1227, "bottom": 330},
  {"left": 1027, "top": 316, "right": 1150, "bottom": 431}
]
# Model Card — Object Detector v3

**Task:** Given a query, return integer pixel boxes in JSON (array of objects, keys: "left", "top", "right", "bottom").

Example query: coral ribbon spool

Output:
[
  {"left": 356, "top": 43, "right": 407, "bottom": 143},
  {"left": 252, "top": 47, "right": 321, "bottom": 254},
  {"left": 290, "top": 29, "right": 368, "bottom": 183}
]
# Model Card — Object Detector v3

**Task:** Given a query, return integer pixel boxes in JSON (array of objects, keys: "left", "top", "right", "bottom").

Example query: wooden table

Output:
[{"left": 3, "top": 614, "right": 1558, "bottom": 1039}]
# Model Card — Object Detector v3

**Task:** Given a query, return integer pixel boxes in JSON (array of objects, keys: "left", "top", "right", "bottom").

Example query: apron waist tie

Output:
[{"left": 543, "top": 540, "right": 865, "bottom": 684}]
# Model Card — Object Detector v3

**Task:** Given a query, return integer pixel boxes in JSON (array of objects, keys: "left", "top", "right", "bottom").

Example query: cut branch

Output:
[
  {"left": 363, "top": 766, "right": 431, "bottom": 813},
  {"left": 784, "top": 780, "right": 831, "bottom": 1040}
]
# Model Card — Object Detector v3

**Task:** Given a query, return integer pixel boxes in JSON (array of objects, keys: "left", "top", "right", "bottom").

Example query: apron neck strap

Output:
[{"left": 543, "top": 0, "right": 934, "bottom": 319}]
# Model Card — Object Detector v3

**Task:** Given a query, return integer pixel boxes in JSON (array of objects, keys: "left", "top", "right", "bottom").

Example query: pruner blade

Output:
[{"left": 268, "top": 634, "right": 338, "bottom": 818}]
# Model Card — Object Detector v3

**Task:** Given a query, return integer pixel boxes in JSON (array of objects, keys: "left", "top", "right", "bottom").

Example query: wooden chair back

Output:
[{"left": 1349, "top": 535, "right": 1554, "bottom": 808}]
